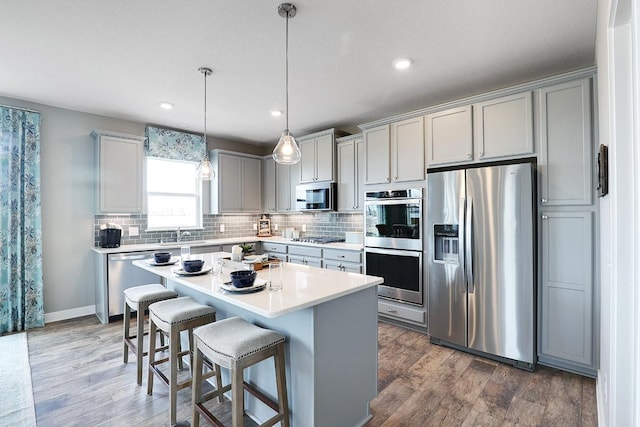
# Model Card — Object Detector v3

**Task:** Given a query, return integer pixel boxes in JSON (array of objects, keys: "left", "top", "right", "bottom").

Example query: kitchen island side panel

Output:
[{"left": 167, "top": 280, "right": 378, "bottom": 426}]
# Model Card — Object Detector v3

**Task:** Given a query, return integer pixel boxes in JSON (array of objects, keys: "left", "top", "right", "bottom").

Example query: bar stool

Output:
[
  {"left": 147, "top": 296, "right": 217, "bottom": 426},
  {"left": 123, "top": 283, "right": 178, "bottom": 385},
  {"left": 191, "top": 316, "right": 289, "bottom": 427}
]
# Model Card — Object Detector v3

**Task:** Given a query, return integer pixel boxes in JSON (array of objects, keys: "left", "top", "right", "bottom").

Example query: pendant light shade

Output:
[
  {"left": 272, "top": 3, "right": 301, "bottom": 165},
  {"left": 197, "top": 67, "right": 214, "bottom": 181}
]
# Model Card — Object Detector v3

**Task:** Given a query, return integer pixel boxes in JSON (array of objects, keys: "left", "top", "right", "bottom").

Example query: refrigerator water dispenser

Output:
[{"left": 434, "top": 225, "right": 459, "bottom": 263}]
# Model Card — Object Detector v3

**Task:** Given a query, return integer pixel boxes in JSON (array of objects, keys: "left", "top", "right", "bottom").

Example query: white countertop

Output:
[
  {"left": 132, "top": 252, "right": 380, "bottom": 318},
  {"left": 92, "top": 235, "right": 363, "bottom": 254}
]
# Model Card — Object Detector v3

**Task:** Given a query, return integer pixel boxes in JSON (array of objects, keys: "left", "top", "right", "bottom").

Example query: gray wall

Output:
[{"left": 0, "top": 95, "right": 261, "bottom": 317}]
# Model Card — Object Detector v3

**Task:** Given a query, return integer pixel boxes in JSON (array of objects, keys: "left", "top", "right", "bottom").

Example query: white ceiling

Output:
[{"left": 0, "top": 0, "right": 597, "bottom": 145}]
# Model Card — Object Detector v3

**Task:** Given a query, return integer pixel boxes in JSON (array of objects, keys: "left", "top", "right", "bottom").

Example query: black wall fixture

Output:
[{"left": 597, "top": 144, "right": 609, "bottom": 197}]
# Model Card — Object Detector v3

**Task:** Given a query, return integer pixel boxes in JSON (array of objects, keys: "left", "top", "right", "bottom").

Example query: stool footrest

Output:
[{"left": 243, "top": 381, "right": 280, "bottom": 413}]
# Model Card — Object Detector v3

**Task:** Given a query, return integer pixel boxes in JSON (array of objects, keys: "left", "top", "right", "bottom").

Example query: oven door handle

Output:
[
  {"left": 364, "top": 247, "right": 422, "bottom": 257},
  {"left": 364, "top": 198, "right": 423, "bottom": 206}
]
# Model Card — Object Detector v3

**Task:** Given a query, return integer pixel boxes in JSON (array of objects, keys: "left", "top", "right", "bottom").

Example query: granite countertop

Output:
[
  {"left": 92, "top": 235, "right": 363, "bottom": 254},
  {"left": 133, "top": 252, "right": 379, "bottom": 318}
]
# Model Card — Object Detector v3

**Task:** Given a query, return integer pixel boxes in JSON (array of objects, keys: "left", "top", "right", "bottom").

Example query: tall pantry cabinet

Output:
[{"left": 537, "top": 77, "right": 597, "bottom": 376}]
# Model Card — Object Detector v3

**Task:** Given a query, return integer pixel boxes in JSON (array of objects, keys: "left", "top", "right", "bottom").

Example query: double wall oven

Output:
[{"left": 364, "top": 189, "right": 423, "bottom": 305}]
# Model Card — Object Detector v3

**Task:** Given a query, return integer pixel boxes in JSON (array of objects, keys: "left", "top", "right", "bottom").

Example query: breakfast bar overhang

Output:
[{"left": 134, "top": 253, "right": 382, "bottom": 427}]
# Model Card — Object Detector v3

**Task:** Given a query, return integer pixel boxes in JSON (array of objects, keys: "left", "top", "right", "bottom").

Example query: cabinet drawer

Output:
[
  {"left": 288, "top": 245, "right": 323, "bottom": 258},
  {"left": 288, "top": 255, "right": 322, "bottom": 268},
  {"left": 378, "top": 300, "right": 425, "bottom": 324},
  {"left": 323, "top": 249, "right": 361, "bottom": 263},
  {"left": 324, "top": 260, "right": 362, "bottom": 274},
  {"left": 263, "top": 243, "right": 287, "bottom": 254}
]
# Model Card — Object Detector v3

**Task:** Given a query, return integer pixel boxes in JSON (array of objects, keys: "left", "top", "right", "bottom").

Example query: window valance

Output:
[{"left": 145, "top": 126, "right": 205, "bottom": 162}]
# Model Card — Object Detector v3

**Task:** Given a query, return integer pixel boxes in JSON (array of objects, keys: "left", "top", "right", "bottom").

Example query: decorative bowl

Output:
[
  {"left": 154, "top": 252, "right": 172, "bottom": 263},
  {"left": 182, "top": 259, "right": 204, "bottom": 273},
  {"left": 229, "top": 270, "right": 257, "bottom": 288}
]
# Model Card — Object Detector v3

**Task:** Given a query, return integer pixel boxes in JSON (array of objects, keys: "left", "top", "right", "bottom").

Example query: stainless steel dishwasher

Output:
[{"left": 103, "top": 251, "right": 164, "bottom": 322}]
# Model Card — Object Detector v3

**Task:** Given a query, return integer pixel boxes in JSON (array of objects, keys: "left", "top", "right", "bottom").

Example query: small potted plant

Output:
[{"left": 240, "top": 243, "right": 255, "bottom": 254}]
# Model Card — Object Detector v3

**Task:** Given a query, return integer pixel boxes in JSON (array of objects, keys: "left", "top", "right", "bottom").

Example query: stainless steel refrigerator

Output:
[{"left": 427, "top": 162, "right": 535, "bottom": 369}]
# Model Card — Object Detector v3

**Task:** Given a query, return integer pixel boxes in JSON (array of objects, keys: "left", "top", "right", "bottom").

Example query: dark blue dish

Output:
[
  {"left": 154, "top": 252, "right": 172, "bottom": 263},
  {"left": 182, "top": 259, "right": 205, "bottom": 273},
  {"left": 229, "top": 270, "right": 257, "bottom": 288}
]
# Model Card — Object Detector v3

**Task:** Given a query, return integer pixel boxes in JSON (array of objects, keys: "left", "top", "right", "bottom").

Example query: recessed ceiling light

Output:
[
  {"left": 159, "top": 102, "right": 174, "bottom": 110},
  {"left": 393, "top": 58, "right": 413, "bottom": 70},
  {"left": 271, "top": 110, "right": 283, "bottom": 117}
]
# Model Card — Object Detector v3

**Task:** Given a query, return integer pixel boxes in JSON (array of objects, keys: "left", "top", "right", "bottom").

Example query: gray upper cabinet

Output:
[
  {"left": 364, "top": 119, "right": 424, "bottom": 185},
  {"left": 336, "top": 134, "right": 364, "bottom": 212},
  {"left": 363, "top": 124, "right": 390, "bottom": 184},
  {"left": 473, "top": 91, "right": 534, "bottom": 160},
  {"left": 540, "top": 211, "right": 594, "bottom": 368},
  {"left": 211, "top": 151, "right": 261, "bottom": 214},
  {"left": 276, "top": 161, "right": 300, "bottom": 213},
  {"left": 299, "top": 131, "right": 335, "bottom": 183},
  {"left": 92, "top": 130, "right": 145, "bottom": 213},
  {"left": 391, "top": 116, "right": 425, "bottom": 182},
  {"left": 261, "top": 156, "right": 276, "bottom": 213},
  {"left": 539, "top": 78, "right": 593, "bottom": 206},
  {"left": 425, "top": 105, "right": 473, "bottom": 167}
]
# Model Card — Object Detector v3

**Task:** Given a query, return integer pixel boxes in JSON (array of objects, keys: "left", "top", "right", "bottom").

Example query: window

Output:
[{"left": 146, "top": 157, "right": 202, "bottom": 230}]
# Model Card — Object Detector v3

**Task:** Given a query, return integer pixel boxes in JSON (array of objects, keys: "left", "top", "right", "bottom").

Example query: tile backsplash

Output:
[{"left": 93, "top": 212, "right": 363, "bottom": 247}]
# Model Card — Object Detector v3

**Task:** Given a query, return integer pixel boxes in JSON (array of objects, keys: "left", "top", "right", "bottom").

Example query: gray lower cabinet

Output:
[
  {"left": 539, "top": 211, "right": 594, "bottom": 372},
  {"left": 323, "top": 248, "right": 362, "bottom": 273},
  {"left": 263, "top": 242, "right": 287, "bottom": 262},
  {"left": 288, "top": 245, "right": 322, "bottom": 268},
  {"left": 377, "top": 299, "right": 426, "bottom": 326}
]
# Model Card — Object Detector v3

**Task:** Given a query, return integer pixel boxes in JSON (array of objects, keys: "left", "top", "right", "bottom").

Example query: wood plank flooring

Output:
[
  {"left": 368, "top": 322, "right": 597, "bottom": 427},
  {"left": 26, "top": 316, "right": 597, "bottom": 426}
]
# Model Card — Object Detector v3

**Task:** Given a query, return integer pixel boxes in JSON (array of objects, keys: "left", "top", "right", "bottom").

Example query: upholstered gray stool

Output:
[
  {"left": 191, "top": 316, "right": 289, "bottom": 427},
  {"left": 123, "top": 283, "right": 178, "bottom": 385},
  {"left": 147, "top": 296, "right": 217, "bottom": 426}
]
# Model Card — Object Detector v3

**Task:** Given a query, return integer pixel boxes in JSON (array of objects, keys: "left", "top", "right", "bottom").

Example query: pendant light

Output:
[
  {"left": 196, "top": 67, "right": 214, "bottom": 181},
  {"left": 272, "top": 3, "right": 301, "bottom": 165}
]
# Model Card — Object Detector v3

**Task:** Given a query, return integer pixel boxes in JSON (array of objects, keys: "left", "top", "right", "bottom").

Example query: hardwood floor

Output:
[
  {"left": 368, "top": 322, "right": 597, "bottom": 427},
  {"left": 27, "top": 316, "right": 597, "bottom": 426}
]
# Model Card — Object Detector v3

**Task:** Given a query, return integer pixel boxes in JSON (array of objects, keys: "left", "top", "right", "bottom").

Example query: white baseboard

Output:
[{"left": 45, "top": 305, "right": 95, "bottom": 323}]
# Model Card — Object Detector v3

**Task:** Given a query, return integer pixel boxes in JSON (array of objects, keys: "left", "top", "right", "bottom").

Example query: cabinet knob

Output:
[
  {"left": 541, "top": 198, "right": 548, "bottom": 203},
  {"left": 479, "top": 152, "right": 484, "bottom": 157},
  {"left": 467, "top": 154, "right": 472, "bottom": 158},
  {"left": 385, "top": 308, "right": 398, "bottom": 313},
  {"left": 393, "top": 176, "right": 398, "bottom": 181},
  {"left": 542, "top": 215, "right": 548, "bottom": 220}
]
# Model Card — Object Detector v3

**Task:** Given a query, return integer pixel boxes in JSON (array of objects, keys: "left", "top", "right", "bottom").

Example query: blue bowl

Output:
[
  {"left": 229, "top": 270, "right": 257, "bottom": 288},
  {"left": 182, "top": 259, "right": 204, "bottom": 273},
  {"left": 154, "top": 252, "right": 172, "bottom": 263}
]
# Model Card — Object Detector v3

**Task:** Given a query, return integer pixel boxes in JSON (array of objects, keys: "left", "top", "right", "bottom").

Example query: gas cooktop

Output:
[{"left": 290, "top": 236, "right": 346, "bottom": 244}]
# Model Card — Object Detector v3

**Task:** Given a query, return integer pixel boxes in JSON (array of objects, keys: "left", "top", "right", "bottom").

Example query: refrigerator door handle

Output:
[
  {"left": 466, "top": 197, "right": 474, "bottom": 293},
  {"left": 459, "top": 197, "right": 467, "bottom": 293}
]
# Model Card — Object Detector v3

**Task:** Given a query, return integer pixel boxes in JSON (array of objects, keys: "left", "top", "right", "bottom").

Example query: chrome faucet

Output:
[{"left": 176, "top": 227, "right": 190, "bottom": 243}]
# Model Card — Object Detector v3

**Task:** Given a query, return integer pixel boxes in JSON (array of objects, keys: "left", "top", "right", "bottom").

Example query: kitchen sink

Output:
[{"left": 158, "top": 240, "right": 210, "bottom": 246}]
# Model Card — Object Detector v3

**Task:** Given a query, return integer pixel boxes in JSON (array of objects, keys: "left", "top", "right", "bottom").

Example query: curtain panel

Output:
[
  {"left": 145, "top": 126, "right": 205, "bottom": 161},
  {"left": 0, "top": 107, "right": 44, "bottom": 333}
]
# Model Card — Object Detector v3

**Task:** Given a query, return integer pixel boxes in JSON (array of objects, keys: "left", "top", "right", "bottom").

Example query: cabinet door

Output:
[
  {"left": 261, "top": 157, "right": 276, "bottom": 213},
  {"left": 364, "top": 125, "right": 390, "bottom": 184},
  {"left": 539, "top": 78, "right": 592, "bottom": 206},
  {"left": 98, "top": 135, "right": 144, "bottom": 213},
  {"left": 241, "top": 157, "right": 261, "bottom": 212},
  {"left": 355, "top": 139, "right": 364, "bottom": 209},
  {"left": 337, "top": 141, "right": 356, "bottom": 211},
  {"left": 391, "top": 116, "right": 424, "bottom": 182},
  {"left": 276, "top": 163, "right": 292, "bottom": 212},
  {"left": 299, "top": 138, "right": 316, "bottom": 183},
  {"left": 218, "top": 153, "right": 243, "bottom": 212},
  {"left": 315, "top": 133, "right": 334, "bottom": 182},
  {"left": 425, "top": 106, "right": 473, "bottom": 166},
  {"left": 474, "top": 91, "right": 533, "bottom": 160},
  {"left": 540, "top": 211, "right": 593, "bottom": 367}
]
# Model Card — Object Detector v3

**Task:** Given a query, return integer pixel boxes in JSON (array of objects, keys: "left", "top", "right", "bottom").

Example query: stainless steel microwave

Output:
[{"left": 295, "top": 182, "right": 336, "bottom": 211}]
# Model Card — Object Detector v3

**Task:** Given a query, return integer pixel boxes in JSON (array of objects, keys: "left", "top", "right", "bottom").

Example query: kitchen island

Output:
[{"left": 133, "top": 253, "right": 382, "bottom": 427}]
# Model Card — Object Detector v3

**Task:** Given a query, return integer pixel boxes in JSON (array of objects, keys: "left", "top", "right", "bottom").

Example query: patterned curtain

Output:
[
  {"left": 145, "top": 126, "right": 205, "bottom": 161},
  {"left": 0, "top": 107, "right": 44, "bottom": 333}
]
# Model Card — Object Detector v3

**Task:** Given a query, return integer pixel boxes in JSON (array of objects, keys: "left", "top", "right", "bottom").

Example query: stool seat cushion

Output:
[
  {"left": 194, "top": 317, "right": 284, "bottom": 361},
  {"left": 124, "top": 284, "right": 178, "bottom": 309},
  {"left": 149, "top": 297, "right": 216, "bottom": 331}
]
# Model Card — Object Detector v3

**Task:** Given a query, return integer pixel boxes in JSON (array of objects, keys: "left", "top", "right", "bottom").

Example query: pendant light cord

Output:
[
  {"left": 203, "top": 71, "right": 207, "bottom": 146},
  {"left": 285, "top": 11, "right": 289, "bottom": 131}
]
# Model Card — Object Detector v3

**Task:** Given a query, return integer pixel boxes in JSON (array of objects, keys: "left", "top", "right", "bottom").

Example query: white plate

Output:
[
  {"left": 145, "top": 257, "right": 179, "bottom": 266},
  {"left": 219, "top": 278, "right": 267, "bottom": 293},
  {"left": 172, "top": 266, "right": 212, "bottom": 276}
]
